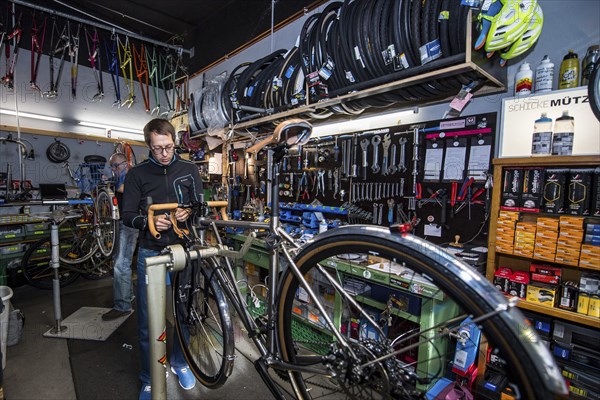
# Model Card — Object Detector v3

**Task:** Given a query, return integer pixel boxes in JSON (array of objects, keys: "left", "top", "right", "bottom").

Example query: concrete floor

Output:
[{"left": 2, "top": 276, "right": 279, "bottom": 400}]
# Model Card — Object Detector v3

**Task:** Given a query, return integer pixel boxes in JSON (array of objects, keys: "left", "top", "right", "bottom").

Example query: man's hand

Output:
[
  {"left": 174, "top": 207, "right": 192, "bottom": 222},
  {"left": 154, "top": 214, "right": 172, "bottom": 231}
]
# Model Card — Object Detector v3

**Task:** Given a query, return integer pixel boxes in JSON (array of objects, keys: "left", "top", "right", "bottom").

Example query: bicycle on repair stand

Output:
[{"left": 143, "top": 119, "right": 567, "bottom": 399}]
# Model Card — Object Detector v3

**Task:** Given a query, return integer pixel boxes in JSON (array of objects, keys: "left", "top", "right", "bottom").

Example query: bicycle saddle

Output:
[{"left": 246, "top": 118, "right": 312, "bottom": 154}]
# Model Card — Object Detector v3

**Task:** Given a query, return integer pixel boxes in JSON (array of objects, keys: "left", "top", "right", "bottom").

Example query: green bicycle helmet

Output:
[
  {"left": 499, "top": 4, "right": 543, "bottom": 63},
  {"left": 484, "top": 0, "right": 537, "bottom": 52}
]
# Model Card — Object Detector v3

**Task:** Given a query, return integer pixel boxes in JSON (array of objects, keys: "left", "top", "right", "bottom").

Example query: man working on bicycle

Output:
[
  {"left": 102, "top": 152, "right": 139, "bottom": 321},
  {"left": 121, "top": 118, "right": 202, "bottom": 399}
]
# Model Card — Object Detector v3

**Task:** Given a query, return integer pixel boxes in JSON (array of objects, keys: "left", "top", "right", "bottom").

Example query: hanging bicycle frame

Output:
[
  {"left": 118, "top": 35, "right": 136, "bottom": 108},
  {"left": 84, "top": 26, "right": 104, "bottom": 102},
  {"left": 1, "top": 12, "right": 23, "bottom": 90},
  {"left": 105, "top": 32, "right": 121, "bottom": 107},
  {"left": 30, "top": 14, "right": 47, "bottom": 91},
  {"left": 133, "top": 42, "right": 150, "bottom": 112},
  {"left": 44, "top": 18, "right": 70, "bottom": 99}
]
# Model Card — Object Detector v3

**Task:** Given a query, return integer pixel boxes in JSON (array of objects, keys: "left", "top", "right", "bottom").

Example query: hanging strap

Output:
[
  {"left": 133, "top": 42, "right": 150, "bottom": 112},
  {"left": 30, "top": 13, "right": 47, "bottom": 91}
]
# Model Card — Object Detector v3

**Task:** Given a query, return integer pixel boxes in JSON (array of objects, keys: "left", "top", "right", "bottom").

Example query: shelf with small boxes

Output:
[{"left": 486, "top": 155, "right": 600, "bottom": 330}]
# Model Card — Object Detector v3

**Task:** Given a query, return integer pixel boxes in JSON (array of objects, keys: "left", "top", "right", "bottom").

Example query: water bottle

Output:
[
  {"left": 552, "top": 111, "right": 575, "bottom": 155},
  {"left": 558, "top": 50, "right": 580, "bottom": 89},
  {"left": 515, "top": 62, "right": 533, "bottom": 96},
  {"left": 535, "top": 55, "right": 554, "bottom": 92},
  {"left": 581, "top": 45, "right": 599, "bottom": 86},
  {"left": 531, "top": 113, "right": 553, "bottom": 155}
]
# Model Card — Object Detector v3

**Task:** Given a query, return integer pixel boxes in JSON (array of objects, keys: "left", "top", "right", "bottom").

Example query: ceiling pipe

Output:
[{"left": 8, "top": 0, "right": 194, "bottom": 57}]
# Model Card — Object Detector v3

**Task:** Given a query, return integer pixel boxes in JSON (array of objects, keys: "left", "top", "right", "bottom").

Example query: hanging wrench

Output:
[
  {"left": 372, "top": 203, "right": 378, "bottom": 224},
  {"left": 378, "top": 203, "right": 383, "bottom": 225},
  {"left": 381, "top": 134, "right": 391, "bottom": 176},
  {"left": 371, "top": 135, "right": 381, "bottom": 174},
  {"left": 398, "top": 137, "right": 408, "bottom": 172},
  {"left": 360, "top": 138, "right": 369, "bottom": 180},
  {"left": 389, "top": 144, "right": 398, "bottom": 174}
]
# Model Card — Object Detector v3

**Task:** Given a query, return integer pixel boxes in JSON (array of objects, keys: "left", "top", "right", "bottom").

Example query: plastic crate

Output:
[
  {"left": 0, "top": 243, "right": 25, "bottom": 256},
  {"left": 24, "top": 223, "right": 50, "bottom": 232},
  {"left": 0, "top": 226, "right": 23, "bottom": 241}
]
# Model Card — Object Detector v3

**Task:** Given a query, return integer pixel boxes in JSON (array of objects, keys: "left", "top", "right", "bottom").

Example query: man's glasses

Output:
[
  {"left": 110, "top": 161, "right": 127, "bottom": 169},
  {"left": 150, "top": 145, "right": 175, "bottom": 155}
]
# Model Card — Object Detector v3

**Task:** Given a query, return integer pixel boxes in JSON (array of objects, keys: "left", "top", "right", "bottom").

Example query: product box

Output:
[
  {"left": 526, "top": 283, "right": 558, "bottom": 308},
  {"left": 559, "top": 216, "right": 585, "bottom": 229},
  {"left": 537, "top": 217, "right": 560, "bottom": 230},
  {"left": 530, "top": 264, "right": 562, "bottom": 285},
  {"left": 579, "top": 273, "right": 600, "bottom": 295},
  {"left": 508, "top": 271, "right": 530, "bottom": 299},
  {"left": 592, "top": 167, "right": 600, "bottom": 217},
  {"left": 579, "top": 244, "right": 600, "bottom": 269},
  {"left": 588, "top": 295, "right": 600, "bottom": 317},
  {"left": 567, "top": 168, "right": 594, "bottom": 216},
  {"left": 520, "top": 167, "right": 544, "bottom": 212},
  {"left": 558, "top": 282, "right": 579, "bottom": 311},
  {"left": 501, "top": 167, "right": 522, "bottom": 211},
  {"left": 494, "top": 267, "right": 513, "bottom": 294},
  {"left": 542, "top": 168, "right": 568, "bottom": 214}
]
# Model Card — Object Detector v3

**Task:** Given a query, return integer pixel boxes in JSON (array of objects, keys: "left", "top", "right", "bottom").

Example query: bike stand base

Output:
[{"left": 43, "top": 306, "right": 133, "bottom": 341}]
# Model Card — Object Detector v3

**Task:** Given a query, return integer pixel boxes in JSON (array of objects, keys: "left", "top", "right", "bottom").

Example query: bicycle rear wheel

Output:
[
  {"left": 94, "top": 188, "right": 119, "bottom": 257},
  {"left": 277, "top": 225, "right": 566, "bottom": 399},
  {"left": 21, "top": 237, "right": 81, "bottom": 289},
  {"left": 173, "top": 257, "right": 235, "bottom": 388},
  {"left": 55, "top": 217, "right": 98, "bottom": 265}
]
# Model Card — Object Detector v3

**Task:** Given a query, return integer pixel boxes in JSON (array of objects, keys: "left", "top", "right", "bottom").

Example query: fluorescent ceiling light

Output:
[
  {"left": 312, "top": 107, "right": 418, "bottom": 137},
  {"left": 0, "top": 109, "right": 63, "bottom": 122},
  {"left": 79, "top": 121, "right": 142, "bottom": 135}
]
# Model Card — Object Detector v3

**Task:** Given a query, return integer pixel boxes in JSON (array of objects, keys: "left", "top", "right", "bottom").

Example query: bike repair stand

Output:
[
  {"left": 43, "top": 201, "right": 127, "bottom": 340},
  {"left": 47, "top": 218, "right": 67, "bottom": 335}
]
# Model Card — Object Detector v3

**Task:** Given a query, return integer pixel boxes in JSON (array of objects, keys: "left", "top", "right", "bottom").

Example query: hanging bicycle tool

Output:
[
  {"left": 146, "top": 46, "right": 161, "bottom": 115},
  {"left": 117, "top": 36, "right": 136, "bottom": 108},
  {"left": 44, "top": 18, "right": 70, "bottom": 99},
  {"left": 29, "top": 14, "right": 47, "bottom": 91},
  {"left": 133, "top": 43, "right": 150, "bottom": 112},
  {"left": 105, "top": 32, "right": 121, "bottom": 107},
  {"left": 84, "top": 27, "right": 104, "bottom": 102},
  {"left": 1, "top": 12, "right": 22, "bottom": 90},
  {"left": 68, "top": 22, "right": 81, "bottom": 100}
]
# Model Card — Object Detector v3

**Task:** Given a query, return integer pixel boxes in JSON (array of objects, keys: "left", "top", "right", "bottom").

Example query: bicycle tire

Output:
[
  {"left": 21, "top": 237, "right": 81, "bottom": 289},
  {"left": 174, "top": 257, "right": 235, "bottom": 388},
  {"left": 80, "top": 252, "right": 114, "bottom": 280},
  {"left": 277, "top": 225, "right": 566, "bottom": 399},
  {"left": 94, "top": 188, "right": 119, "bottom": 257},
  {"left": 588, "top": 60, "right": 600, "bottom": 122},
  {"left": 46, "top": 140, "right": 70, "bottom": 163}
]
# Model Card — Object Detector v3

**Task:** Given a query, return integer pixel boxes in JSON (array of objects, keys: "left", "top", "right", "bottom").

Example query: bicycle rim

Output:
[
  {"left": 95, "top": 188, "right": 119, "bottom": 257},
  {"left": 277, "top": 225, "right": 566, "bottom": 400},
  {"left": 21, "top": 238, "right": 80, "bottom": 289},
  {"left": 174, "top": 258, "right": 235, "bottom": 388}
]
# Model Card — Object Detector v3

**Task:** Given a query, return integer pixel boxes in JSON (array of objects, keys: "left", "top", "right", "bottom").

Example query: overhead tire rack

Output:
[{"left": 190, "top": 9, "right": 506, "bottom": 139}]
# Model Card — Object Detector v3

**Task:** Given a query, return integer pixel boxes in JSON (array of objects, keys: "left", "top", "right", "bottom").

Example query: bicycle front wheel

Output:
[
  {"left": 277, "top": 225, "right": 566, "bottom": 400},
  {"left": 173, "top": 257, "right": 235, "bottom": 388}
]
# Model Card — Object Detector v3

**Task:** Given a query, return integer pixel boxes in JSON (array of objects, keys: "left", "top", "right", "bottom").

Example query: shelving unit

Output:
[
  {"left": 485, "top": 155, "right": 600, "bottom": 329},
  {"left": 190, "top": 15, "right": 506, "bottom": 139}
]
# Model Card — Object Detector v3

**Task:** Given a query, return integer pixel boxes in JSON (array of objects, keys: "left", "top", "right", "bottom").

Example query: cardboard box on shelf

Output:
[{"left": 526, "top": 283, "right": 558, "bottom": 308}]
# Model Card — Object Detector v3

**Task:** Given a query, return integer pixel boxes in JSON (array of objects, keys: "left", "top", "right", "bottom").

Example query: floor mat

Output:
[
  {"left": 43, "top": 306, "right": 134, "bottom": 340},
  {"left": 64, "top": 284, "right": 142, "bottom": 400}
]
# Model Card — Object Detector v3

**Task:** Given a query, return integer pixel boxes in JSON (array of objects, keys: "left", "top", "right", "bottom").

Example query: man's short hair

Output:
[{"left": 143, "top": 118, "right": 176, "bottom": 146}]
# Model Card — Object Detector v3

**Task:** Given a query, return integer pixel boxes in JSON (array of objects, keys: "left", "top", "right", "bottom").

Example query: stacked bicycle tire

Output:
[{"left": 190, "top": 0, "right": 478, "bottom": 134}]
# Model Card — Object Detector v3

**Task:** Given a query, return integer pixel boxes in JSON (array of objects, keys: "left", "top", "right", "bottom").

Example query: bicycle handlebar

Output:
[{"left": 147, "top": 201, "right": 228, "bottom": 239}]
